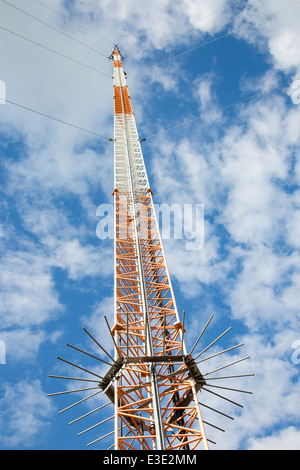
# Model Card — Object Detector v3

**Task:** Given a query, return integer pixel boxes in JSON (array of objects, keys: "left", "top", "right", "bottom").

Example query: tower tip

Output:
[{"left": 109, "top": 44, "right": 125, "bottom": 61}]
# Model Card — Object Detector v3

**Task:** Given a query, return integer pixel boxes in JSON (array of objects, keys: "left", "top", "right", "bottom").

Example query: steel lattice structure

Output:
[
  {"left": 110, "top": 46, "right": 209, "bottom": 450},
  {"left": 48, "top": 46, "right": 253, "bottom": 451}
]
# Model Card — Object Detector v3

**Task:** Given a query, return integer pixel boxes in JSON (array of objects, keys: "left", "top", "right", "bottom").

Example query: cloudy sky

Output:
[{"left": 0, "top": 0, "right": 300, "bottom": 451}]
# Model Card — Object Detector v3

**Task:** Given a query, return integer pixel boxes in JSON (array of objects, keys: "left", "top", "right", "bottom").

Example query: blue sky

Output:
[{"left": 0, "top": 0, "right": 300, "bottom": 450}]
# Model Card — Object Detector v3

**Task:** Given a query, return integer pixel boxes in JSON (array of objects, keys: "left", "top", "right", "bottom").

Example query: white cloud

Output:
[
  {"left": 1, "top": 329, "right": 47, "bottom": 363},
  {"left": 0, "top": 207, "right": 112, "bottom": 362},
  {"left": 183, "top": 0, "right": 231, "bottom": 34},
  {"left": 286, "top": 199, "right": 300, "bottom": 248},
  {"left": 195, "top": 76, "right": 214, "bottom": 109},
  {"left": 234, "top": 0, "right": 300, "bottom": 74},
  {"left": 219, "top": 111, "right": 290, "bottom": 244},
  {"left": 228, "top": 246, "right": 300, "bottom": 330},
  {"left": 247, "top": 426, "right": 300, "bottom": 450},
  {"left": 0, "top": 249, "right": 63, "bottom": 329},
  {"left": 192, "top": 72, "right": 223, "bottom": 124},
  {"left": 0, "top": 379, "right": 55, "bottom": 449},
  {"left": 54, "top": 238, "right": 112, "bottom": 280},
  {"left": 5, "top": 140, "right": 113, "bottom": 203}
]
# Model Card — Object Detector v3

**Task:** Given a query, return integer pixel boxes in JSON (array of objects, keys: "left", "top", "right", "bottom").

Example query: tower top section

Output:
[
  {"left": 109, "top": 45, "right": 125, "bottom": 66},
  {"left": 111, "top": 46, "right": 132, "bottom": 115}
]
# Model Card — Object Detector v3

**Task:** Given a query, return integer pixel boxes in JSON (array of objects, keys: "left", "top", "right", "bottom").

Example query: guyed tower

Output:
[{"left": 48, "top": 46, "right": 253, "bottom": 451}]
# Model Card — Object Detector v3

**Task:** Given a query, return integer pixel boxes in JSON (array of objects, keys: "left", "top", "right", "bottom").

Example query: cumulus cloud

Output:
[
  {"left": 54, "top": 238, "right": 112, "bottom": 280},
  {"left": 0, "top": 249, "right": 63, "bottom": 329},
  {"left": 247, "top": 426, "right": 300, "bottom": 450},
  {"left": 183, "top": 0, "right": 232, "bottom": 34},
  {"left": 0, "top": 379, "right": 55, "bottom": 449},
  {"left": 234, "top": 0, "right": 300, "bottom": 74}
]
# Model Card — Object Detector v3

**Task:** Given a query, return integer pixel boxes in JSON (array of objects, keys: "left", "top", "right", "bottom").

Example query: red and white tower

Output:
[
  {"left": 110, "top": 45, "right": 209, "bottom": 450},
  {"left": 48, "top": 46, "right": 253, "bottom": 451}
]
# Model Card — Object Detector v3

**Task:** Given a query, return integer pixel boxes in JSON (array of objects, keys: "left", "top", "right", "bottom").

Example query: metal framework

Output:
[
  {"left": 48, "top": 46, "right": 253, "bottom": 451},
  {"left": 109, "top": 46, "right": 209, "bottom": 451}
]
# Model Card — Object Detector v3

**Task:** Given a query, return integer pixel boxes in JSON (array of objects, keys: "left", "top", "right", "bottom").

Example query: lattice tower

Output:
[{"left": 48, "top": 46, "right": 254, "bottom": 451}]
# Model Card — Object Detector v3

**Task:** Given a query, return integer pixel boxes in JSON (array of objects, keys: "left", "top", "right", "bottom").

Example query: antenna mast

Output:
[
  {"left": 110, "top": 46, "right": 208, "bottom": 450},
  {"left": 48, "top": 46, "right": 253, "bottom": 451}
]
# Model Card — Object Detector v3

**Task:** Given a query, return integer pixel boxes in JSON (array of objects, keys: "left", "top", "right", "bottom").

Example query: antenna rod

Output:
[
  {"left": 104, "top": 315, "right": 121, "bottom": 357},
  {"left": 82, "top": 327, "right": 115, "bottom": 363},
  {"left": 180, "top": 310, "right": 186, "bottom": 354},
  {"left": 68, "top": 401, "right": 111, "bottom": 425},
  {"left": 66, "top": 343, "right": 113, "bottom": 367},
  {"left": 194, "top": 327, "right": 232, "bottom": 360},
  {"left": 56, "top": 356, "right": 103, "bottom": 379},
  {"left": 189, "top": 314, "right": 214, "bottom": 356},
  {"left": 204, "top": 356, "right": 250, "bottom": 376},
  {"left": 202, "top": 387, "right": 243, "bottom": 408},
  {"left": 196, "top": 343, "right": 244, "bottom": 364},
  {"left": 58, "top": 390, "right": 102, "bottom": 414},
  {"left": 78, "top": 415, "right": 114, "bottom": 436}
]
